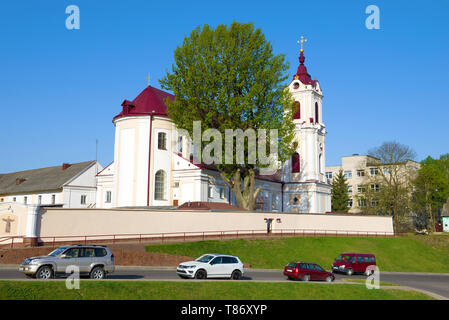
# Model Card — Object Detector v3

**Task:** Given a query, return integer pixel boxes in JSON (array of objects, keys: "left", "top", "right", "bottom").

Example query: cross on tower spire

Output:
[{"left": 297, "top": 36, "right": 307, "bottom": 52}]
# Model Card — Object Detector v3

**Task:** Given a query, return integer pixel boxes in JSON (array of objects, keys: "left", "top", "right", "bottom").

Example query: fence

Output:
[{"left": 0, "top": 228, "right": 403, "bottom": 249}]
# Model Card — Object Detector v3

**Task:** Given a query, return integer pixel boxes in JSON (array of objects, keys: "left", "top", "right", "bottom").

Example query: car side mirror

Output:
[{"left": 60, "top": 254, "right": 67, "bottom": 259}]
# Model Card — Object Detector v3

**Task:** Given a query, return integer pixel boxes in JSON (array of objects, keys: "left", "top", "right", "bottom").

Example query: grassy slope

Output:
[
  {"left": 145, "top": 234, "right": 449, "bottom": 273},
  {"left": 0, "top": 281, "right": 434, "bottom": 300}
]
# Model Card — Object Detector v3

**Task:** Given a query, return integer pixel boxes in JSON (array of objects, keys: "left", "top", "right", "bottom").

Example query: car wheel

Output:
[
  {"left": 326, "top": 276, "right": 334, "bottom": 283},
  {"left": 195, "top": 269, "right": 207, "bottom": 279},
  {"left": 90, "top": 266, "right": 106, "bottom": 279},
  {"left": 36, "top": 266, "right": 53, "bottom": 280},
  {"left": 365, "top": 269, "right": 373, "bottom": 276},
  {"left": 346, "top": 269, "right": 353, "bottom": 276},
  {"left": 303, "top": 274, "right": 310, "bottom": 282},
  {"left": 287, "top": 276, "right": 295, "bottom": 281},
  {"left": 231, "top": 270, "right": 242, "bottom": 280}
]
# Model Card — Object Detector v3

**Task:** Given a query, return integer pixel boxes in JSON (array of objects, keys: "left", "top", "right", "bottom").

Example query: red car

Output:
[
  {"left": 332, "top": 253, "right": 376, "bottom": 276},
  {"left": 283, "top": 261, "right": 335, "bottom": 282}
]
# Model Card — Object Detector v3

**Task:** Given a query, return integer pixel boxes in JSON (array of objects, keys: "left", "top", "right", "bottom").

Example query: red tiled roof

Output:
[
  {"left": 177, "top": 201, "right": 246, "bottom": 211},
  {"left": 113, "top": 86, "right": 175, "bottom": 121}
]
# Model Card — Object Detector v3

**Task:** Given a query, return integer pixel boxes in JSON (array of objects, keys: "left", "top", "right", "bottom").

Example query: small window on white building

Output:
[
  {"left": 347, "top": 185, "right": 353, "bottom": 193},
  {"left": 348, "top": 199, "right": 353, "bottom": 208},
  {"left": 325, "top": 172, "right": 333, "bottom": 180},
  {"left": 81, "top": 195, "right": 87, "bottom": 205},
  {"left": 357, "top": 170, "right": 365, "bottom": 177},
  {"left": 158, "top": 132, "right": 167, "bottom": 150},
  {"left": 24, "top": 196, "right": 27, "bottom": 204},
  {"left": 358, "top": 199, "right": 367, "bottom": 208},
  {"left": 13, "top": 197, "right": 16, "bottom": 202},
  {"left": 344, "top": 170, "right": 352, "bottom": 179},
  {"left": 178, "top": 135, "right": 183, "bottom": 153},
  {"left": 51, "top": 194, "right": 56, "bottom": 204},
  {"left": 38, "top": 195, "right": 42, "bottom": 205},
  {"left": 154, "top": 170, "right": 167, "bottom": 200},
  {"left": 370, "top": 167, "right": 379, "bottom": 176},
  {"left": 105, "top": 191, "right": 112, "bottom": 203},
  {"left": 370, "top": 184, "right": 380, "bottom": 192},
  {"left": 218, "top": 186, "right": 225, "bottom": 199},
  {"left": 208, "top": 185, "right": 213, "bottom": 198}
]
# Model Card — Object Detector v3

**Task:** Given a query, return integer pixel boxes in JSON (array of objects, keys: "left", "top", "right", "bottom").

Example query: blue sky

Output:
[{"left": 1, "top": 0, "right": 448, "bottom": 172}]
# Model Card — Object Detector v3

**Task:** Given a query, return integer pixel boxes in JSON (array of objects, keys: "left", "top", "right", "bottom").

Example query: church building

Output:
[{"left": 96, "top": 46, "right": 332, "bottom": 213}]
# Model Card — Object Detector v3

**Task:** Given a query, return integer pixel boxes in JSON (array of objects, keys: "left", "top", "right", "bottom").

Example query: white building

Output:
[
  {"left": 0, "top": 161, "right": 102, "bottom": 208},
  {"left": 96, "top": 48, "right": 331, "bottom": 213}
]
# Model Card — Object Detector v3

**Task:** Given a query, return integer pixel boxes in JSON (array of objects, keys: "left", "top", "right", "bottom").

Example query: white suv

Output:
[{"left": 176, "top": 253, "right": 244, "bottom": 280}]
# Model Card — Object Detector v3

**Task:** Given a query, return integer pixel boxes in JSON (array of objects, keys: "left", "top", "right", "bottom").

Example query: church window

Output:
[
  {"left": 105, "top": 191, "right": 112, "bottom": 203},
  {"left": 24, "top": 196, "right": 27, "bottom": 204},
  {"left": 293, "top": 82, "right": 300, "bottom": 89},
  {"left": 38, "top": 195, "right": 42, "bottom": 205},
  {"left": 218, "top": 186, "right": 225, "bottom": 199},
  {"left": 208, "top": 185, "right": 213, "bottom": 198},
  {"left": 315, "top": 102, "right": 319, "bottom": 123},
  {"left": 292, "top": 153, "right": 300, "bottom": 173},
  {"left": 154, "top": 170, "right": 167, "bottom": 200},
  {"left": 51, "top": 194, "right": 55, "bottom": 204},
  {"left": 158, "top": 132, "right": 167, "bottom": 150},
  {"left": 80, "top": 195, "right": 87, "bottom": 204},
  {"left": 178, "top": 135, "right": 183, "bottom": 153},
  {"left": 293, "top": 101, "right": 301, "bottom": 119}
]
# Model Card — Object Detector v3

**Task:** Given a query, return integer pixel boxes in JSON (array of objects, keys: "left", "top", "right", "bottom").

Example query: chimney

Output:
[
  {"left": 15, "top": 178, "right": 26, "bottom": 185},
  {"left": 62, "top": 163, "right": 71, "bottom": 170}
]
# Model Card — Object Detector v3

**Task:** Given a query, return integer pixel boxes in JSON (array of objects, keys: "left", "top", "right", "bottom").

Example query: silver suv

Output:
[{"left": 19, "top": 245, "right": 115, "bottom": 279}]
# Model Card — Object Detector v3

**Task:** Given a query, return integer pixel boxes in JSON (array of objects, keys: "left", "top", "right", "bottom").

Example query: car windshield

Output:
[
  {"left": 335, "top": 254, "right": 352, "bottom": 262},
  {"left": 48, "top": 247, "right": 68, "bottom": 257},
  {"left": 195, "top": 255, "right": 215, "bottom": 263}
]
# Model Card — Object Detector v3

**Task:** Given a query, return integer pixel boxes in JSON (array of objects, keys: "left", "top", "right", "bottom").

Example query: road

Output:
[{"left": 1, "top": 266, "right": 448, "bottom": 299}]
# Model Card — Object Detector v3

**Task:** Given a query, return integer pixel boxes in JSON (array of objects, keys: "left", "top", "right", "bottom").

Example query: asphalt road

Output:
[{"left": 1, "top": 266, "right": 449, "bottom": 299}]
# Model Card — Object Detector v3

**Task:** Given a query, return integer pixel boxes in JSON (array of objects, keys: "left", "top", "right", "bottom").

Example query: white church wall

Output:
[{"left": 35, "top": 207, "right": 395, "bottom": 240}]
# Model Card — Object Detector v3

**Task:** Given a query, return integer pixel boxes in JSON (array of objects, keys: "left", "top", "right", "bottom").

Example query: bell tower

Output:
[{"left": 283, "top": 37, "right": 331, "bottom": 213}]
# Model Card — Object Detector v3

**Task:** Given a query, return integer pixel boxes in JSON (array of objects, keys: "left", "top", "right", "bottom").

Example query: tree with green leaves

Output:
[
  {"left": 413, "top": 154, "right": 449, "bottom": 232},
  {"left": 360, "top": 141, "right": 418, "bottom": 231},
  {"left": 331, "top": 170, "right": 350, "bottom": 212},
  {"left": 160, "top": 22, "right": 296, "bottom": 210}
]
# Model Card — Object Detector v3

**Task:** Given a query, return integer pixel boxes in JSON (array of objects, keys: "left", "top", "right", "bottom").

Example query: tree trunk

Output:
[{"left": 220, "top": 168, "right": 261, "bottom": 210}]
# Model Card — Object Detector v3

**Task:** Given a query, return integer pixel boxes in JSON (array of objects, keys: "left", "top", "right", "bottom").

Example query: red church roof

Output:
[
  {"left": 113, "top": 85, "right": 175, "bottom": 122},
  {"left": 293, "top": 50, "right": 317, "bottom": 86}
]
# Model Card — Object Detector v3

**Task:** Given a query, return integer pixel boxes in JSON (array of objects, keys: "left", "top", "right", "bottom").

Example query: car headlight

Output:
[{"left": 185, "top": 265, "right": 196, "bottom": 269}]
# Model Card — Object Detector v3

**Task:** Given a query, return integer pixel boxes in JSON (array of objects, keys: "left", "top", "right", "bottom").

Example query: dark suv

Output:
[{"left": 19, "top": 245, "right": 115, "bottom": 279}]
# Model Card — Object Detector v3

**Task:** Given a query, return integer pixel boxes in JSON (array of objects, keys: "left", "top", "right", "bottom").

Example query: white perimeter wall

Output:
[{"left": 37, "top": 208, "right": 394, "bottom": 238}]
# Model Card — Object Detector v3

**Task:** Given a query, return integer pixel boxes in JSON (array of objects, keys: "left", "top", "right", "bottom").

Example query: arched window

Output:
[
  {"left": 154, "top": 170, "right": 167, "bottom": 200},
  {"left": 293, "top": 101, "right": 301, "bottom": 120},
  {"left": 315, "top": 102, "right": 319, "bottom": 123},
  {"left": 292, "top": 152, "right": 300, "bottom": 173}
]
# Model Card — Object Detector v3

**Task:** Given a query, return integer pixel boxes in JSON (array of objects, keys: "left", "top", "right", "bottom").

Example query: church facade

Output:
[{"left": 96, "top": 48, "right": 332, "bottom": 213}]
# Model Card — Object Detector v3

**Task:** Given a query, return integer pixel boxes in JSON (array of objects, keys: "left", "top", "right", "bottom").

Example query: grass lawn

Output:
[
  {"left": 145, "top": 234, "right": 449, "bottom": 273},
  {"left": 0, "top": 280, "right": 434, "bottom": 300}
]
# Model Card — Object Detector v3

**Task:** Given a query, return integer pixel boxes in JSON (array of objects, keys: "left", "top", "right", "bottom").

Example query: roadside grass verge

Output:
[
  {"left": 341, "top": 278, "right": 398, "bottom": 286},
  {"left": 145, "top": 235, "right": 449, "bottom": 273},
  {"left": 0, "top": 281, "right": 434, "bottom": 300}
]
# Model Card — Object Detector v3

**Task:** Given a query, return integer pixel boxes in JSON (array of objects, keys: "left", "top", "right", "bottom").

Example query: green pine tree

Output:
[{"left": 331, "top": 170, "right": 350, "bottom": 212}]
